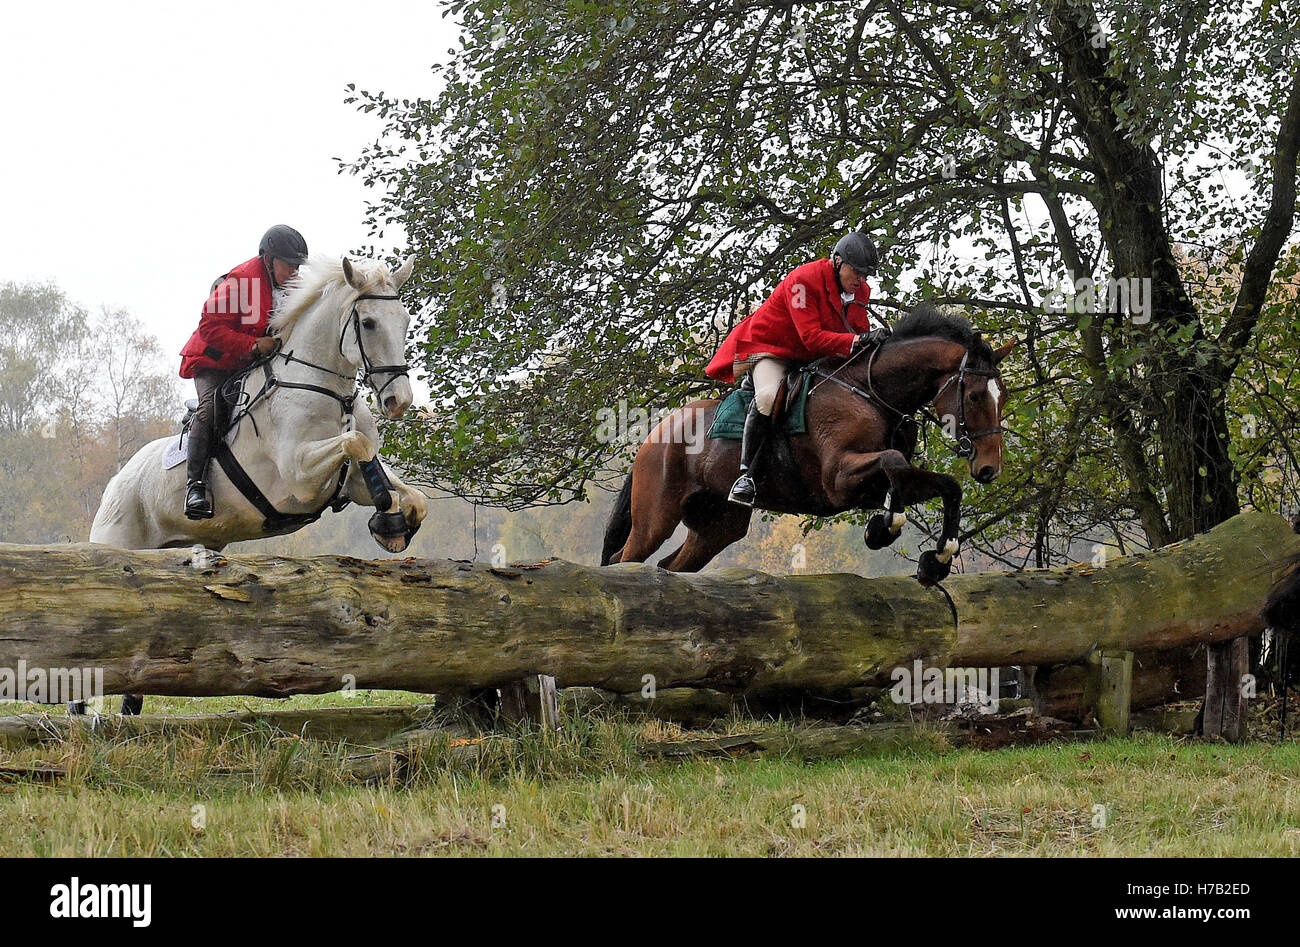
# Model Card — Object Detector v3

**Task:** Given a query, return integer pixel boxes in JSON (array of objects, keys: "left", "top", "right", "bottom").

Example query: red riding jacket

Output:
[
  {"left": 706, "top": 257, "right": 875, "bottom": 383},
  {"left": 179, "top": 257, "right": 274, "bottom": 378}
]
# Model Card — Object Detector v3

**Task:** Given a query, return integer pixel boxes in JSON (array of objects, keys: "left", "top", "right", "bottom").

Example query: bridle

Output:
[
  {"left": 810, "top": 344, "right": 1005, "bottom": 462},
  {"left": 930, "top": 351, "right": 1005, "bottom": 461},
  {"left": 273, "top": 292, "right": 409, "bottom": 411},
  {"left": 232, "top": 292, "right": 410, "bottom": 429},
  {"left": 340, "top": 293, "right": 411, "bottom": 401}
]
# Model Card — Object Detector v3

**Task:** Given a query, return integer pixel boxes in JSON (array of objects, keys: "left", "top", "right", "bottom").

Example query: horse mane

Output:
[
  {"left": 271, "top": 255, "right": 398, "bottom": 335},
  {"left": 886, "top": 303, "right": 995, "bottom": 364}
]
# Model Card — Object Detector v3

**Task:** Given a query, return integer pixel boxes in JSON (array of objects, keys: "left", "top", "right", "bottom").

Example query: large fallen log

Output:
[{"left": 0, "top": 513, "right": 1293, "bottom": 701}]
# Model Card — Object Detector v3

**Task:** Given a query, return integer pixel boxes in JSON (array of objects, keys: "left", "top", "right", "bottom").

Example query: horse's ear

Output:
[
  {"left": 993, "top": 340, "right": 1017, "bottom": 364},
  {"left": 341, "top": 256, "right": 360, "bottom": 289},
  {"left": 392, "top": 255, "right": 416, "bottom": 290}
]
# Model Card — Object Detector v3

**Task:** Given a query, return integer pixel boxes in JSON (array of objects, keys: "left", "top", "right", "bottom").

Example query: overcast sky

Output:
[{"left": 1, "top": 0, "right": 455, "bottom": 363}]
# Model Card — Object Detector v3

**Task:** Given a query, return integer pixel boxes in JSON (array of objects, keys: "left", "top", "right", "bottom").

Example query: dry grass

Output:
[{"left": 3, "top": 693, "right": 1300, "bottom": 856}]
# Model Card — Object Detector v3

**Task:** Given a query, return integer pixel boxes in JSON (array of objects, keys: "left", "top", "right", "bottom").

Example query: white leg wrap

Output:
[{"left": 936, "top": 538, "right": 960, "bottom": 564}]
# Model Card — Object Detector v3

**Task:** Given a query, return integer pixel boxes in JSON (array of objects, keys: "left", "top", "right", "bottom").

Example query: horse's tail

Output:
[{"left": 600, "top": 471, "right": 635, "bottom": 566}]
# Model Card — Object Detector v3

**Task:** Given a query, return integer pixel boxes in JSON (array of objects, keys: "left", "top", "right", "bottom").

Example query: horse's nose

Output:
[
  {"left": 383, "top": 394, "right": 406, "bottom": 419},
  {"left": 975, "top": 465, "right": 998, "bottom": 484}
]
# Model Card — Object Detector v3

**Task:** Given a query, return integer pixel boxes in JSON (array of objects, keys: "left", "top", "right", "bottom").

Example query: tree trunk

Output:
[
  {"left": 0, "top": 513, "right": 1292, "bottom": 702},
  {"left": 1049, "top": 0, "right": 1242, "bottom": 544}
]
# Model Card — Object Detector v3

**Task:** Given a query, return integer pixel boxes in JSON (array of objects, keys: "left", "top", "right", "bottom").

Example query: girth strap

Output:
[{"left": 211, "top": 439, "right": 351, "bottom": 532}]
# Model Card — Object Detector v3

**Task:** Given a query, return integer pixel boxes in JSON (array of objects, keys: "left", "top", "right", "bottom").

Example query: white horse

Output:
[{"left": 90, "top": 254, "right": 429, "bottom": 555}]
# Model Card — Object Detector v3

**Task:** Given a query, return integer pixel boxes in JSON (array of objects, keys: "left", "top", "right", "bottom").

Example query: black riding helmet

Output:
[
  {"left": 832, "top": 231, "right": 879, "bottom": 277},
  {"left": 259, "top": 225, "right": 309, "bottom": 266}
]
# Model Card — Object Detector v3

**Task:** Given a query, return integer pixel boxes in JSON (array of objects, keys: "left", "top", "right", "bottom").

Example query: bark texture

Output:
[{"left": 0, "top": 513, "right": 1292, "bottom": 700}]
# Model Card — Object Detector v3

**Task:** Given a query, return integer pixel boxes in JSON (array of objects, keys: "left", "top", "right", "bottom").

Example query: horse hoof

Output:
[
  {"left": 368, "top": 510, "right": 411, "bottom": 553},
  {"left": 916, "top": 550, "right": 952, "bottom": 587},
  {"left": 864, "top": 514, "right": 895, "bottom": 550},
  {"left": 374, "top": 533, "right": 408, "bottom": 554}
]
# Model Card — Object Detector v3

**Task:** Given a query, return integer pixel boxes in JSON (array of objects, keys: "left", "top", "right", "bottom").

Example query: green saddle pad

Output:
[{"left": 708, "top": 370, "right": 812, "bottom": 440}]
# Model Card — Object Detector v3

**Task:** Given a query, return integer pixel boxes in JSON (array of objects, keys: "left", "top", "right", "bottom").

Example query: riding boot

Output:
[
  {"left": 728, "top": 400, "right": 770, "bottom": 506},
  {"left": 184, "top": 374, "right": 219, "bottom": 520}
]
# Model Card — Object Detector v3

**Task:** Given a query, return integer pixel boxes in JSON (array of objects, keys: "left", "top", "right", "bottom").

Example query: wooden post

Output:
[
  {"left": 1085, "top": 650, "right": 1134, "bottom": 734},
  {"left": 498, "top": 680, "right": 528, "bottom": 724},
  {"left": 1203, "top": 637, "right": 1250, "bottom": 741},
  {"left": 537, "top": 675, "right": 559, "bottom": 730},
  {"left": 499, "top": 675, "right": 560, "bottom": 729}
]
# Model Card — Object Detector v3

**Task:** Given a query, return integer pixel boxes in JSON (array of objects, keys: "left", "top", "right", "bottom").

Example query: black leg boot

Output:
[
  {"left": 184, "top": 384, "right": 217, "bottom": 520},
  {"left": 728, "top": 399, "right": 770, "bottom": 506}
]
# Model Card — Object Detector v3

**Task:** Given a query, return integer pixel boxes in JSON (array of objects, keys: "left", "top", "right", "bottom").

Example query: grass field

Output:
[{"left": 2, "top": 692, "right": 1299, "bottom": 857}]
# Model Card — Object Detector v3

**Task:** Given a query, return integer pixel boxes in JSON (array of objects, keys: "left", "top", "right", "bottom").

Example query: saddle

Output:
[
  {"left": 707, "top": 365, "right": 814, "bottom": 441},
  {"left": 770, "top": 370, "right": 809, "bottom": 427},
  {"left": 178, "top": 367, "right": 252, "bottom": 443}
]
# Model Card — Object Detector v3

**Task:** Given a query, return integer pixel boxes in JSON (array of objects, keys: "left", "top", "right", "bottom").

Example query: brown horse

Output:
[{"left": 601, "top": 305, "right": 1013, "bottom": 585}]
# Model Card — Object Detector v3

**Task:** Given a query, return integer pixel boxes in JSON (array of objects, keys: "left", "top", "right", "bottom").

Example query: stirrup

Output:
[
  {"left": 185, "top": 481, "right": 214, "bottom": 520},
  {"left": 728, "top": 473, "right": 756, "bottom": 507}
]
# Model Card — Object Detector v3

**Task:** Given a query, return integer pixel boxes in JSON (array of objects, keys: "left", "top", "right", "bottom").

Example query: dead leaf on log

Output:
[{"left": 204, "top": 585, "right": 253, "bottom": 603}]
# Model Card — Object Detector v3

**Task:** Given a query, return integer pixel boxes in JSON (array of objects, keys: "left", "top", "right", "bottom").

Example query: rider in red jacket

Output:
[
  {"left": 178, "top": 225, "right": 308, "bottom": 519},
  {"left": 706, "top": 231, "right": 889, "bottom": 505}
]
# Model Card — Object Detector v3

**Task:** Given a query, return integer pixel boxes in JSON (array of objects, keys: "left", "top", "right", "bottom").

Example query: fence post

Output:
[
  {"left": 500, "top": 675, "right": 561, "bottom": 729},
  {"left": 1203, "top": 637, "right": 1249, "bottom": 741},
  {"left": 1086, "top": 650, "right": 1134, "bottom": 734}
]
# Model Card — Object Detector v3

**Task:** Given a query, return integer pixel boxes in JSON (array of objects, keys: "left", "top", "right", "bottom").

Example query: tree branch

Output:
[{"left": 1218, "top": 69, "right": 1300, "bottom": 378}]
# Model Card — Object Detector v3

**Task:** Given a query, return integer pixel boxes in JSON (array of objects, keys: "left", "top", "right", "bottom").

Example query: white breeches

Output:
[{"left": 748, "top": 358, "right": 789, "bottom": 416}]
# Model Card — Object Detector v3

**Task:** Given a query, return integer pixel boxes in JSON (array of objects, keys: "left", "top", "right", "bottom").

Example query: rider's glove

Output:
[
  {"left": 851, "top": 326, "right": 891, "bottom": 353},
  {"left": 252, "top": 336, "right": 281, "bottom": 359}
]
